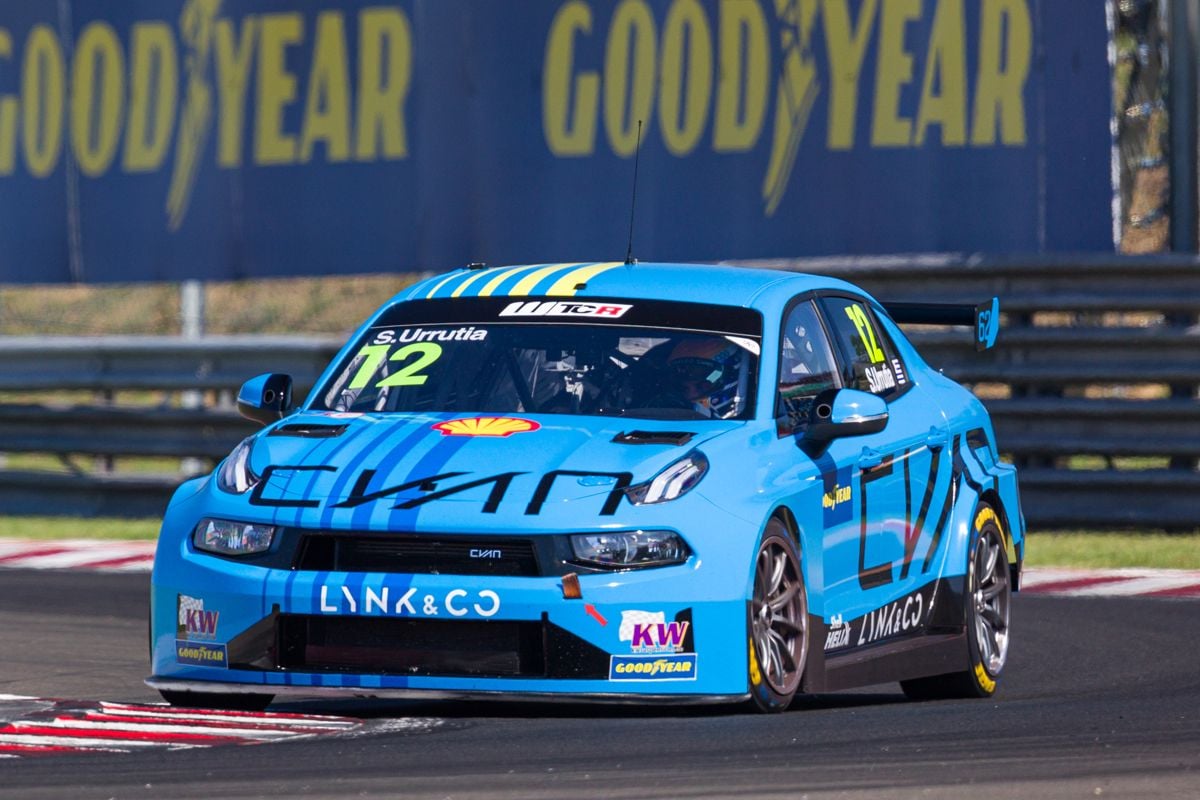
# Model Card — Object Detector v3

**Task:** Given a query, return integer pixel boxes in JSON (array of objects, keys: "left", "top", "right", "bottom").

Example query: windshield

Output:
[{"left": 314, "top": 298, "right": 761, "bottom": 420}]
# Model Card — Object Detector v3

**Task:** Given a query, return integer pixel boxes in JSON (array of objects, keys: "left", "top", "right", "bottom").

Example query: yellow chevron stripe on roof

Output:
[
  {"left": 448, "top": 266, "right": 504, "bottom": 298},
  {"left": 423, "top": 271, "right": 466, "bottom": 299},
  {"left": 477, "top": 264, "right": 545, "bottom": 297},
  {"left": 508, "top": 263, "right": 585, "bottom": 296},
  {"left": 545, "top": 262, "right": 622, "bottom": 296}
]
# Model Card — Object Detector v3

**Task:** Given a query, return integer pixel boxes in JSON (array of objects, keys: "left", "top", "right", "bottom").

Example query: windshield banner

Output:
[{"left": 0, "top": 0, "right": 1112, "bottom": 283}]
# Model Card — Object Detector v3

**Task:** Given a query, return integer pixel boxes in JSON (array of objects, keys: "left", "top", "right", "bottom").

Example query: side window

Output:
[
  {"left": 820, "top": 296, "right": 908, "bottom": 399},
  {"left": 777, "top": 300, "right": 841, "bottom": 432}
]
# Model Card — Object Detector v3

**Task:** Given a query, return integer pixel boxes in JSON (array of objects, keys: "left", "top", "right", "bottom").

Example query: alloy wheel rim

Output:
[
  {"left": 751, "top": 538, "right": 807, "bottom": 696},
  {"left": 971, "top": 529, "right": 1011, "bottom": 674}
]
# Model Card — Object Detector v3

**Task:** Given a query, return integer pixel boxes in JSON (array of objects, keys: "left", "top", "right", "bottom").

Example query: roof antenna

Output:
[{"left": 624, "top": 120, "right": 643, "bottom": 266}]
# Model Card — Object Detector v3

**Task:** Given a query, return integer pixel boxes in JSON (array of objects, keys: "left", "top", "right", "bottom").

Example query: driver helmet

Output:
[{"left": 666, "top": 338, "right": 743, "bottom": 416}]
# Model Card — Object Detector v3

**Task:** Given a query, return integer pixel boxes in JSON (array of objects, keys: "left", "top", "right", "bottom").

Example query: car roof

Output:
[{"left": 401, "top": 262, "right": 859, "bottom": 309}]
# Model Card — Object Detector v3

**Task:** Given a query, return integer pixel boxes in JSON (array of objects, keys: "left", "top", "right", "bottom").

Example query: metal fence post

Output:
[
  {"left": 180, "top": 280, "right": 206, "bottom": 475},
  {"left": 1170, "top": 0, "right": 1199, "bottom": 252}
]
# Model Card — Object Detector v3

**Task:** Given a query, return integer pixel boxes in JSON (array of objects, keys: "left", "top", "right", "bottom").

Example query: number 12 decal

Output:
[
  {"left": 348, "top": 342, "right": 443, "bottom": 390},
  {"left": 844, "top": 305, "right": 886, "bottom": 364}
]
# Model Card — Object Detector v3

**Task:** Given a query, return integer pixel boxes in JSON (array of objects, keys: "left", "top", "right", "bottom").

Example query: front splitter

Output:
[{"left": 146, "top": 677, "right": 749, "bottom": 706}]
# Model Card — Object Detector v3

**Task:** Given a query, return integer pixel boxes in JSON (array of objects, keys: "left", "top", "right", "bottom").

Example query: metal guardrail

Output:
[
  {"left": 0, "top": 335, "right": 340, "bottom": 392},
  {"left": 773, "top": 256, "right": 1200, "bottom": 529},
  {"left": 1, "top": 257, "right": 1199, "bottom": 528}
]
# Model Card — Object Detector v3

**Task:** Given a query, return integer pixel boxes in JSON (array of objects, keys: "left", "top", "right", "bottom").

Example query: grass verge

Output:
[
  {"left": 0, "top": 517, "right": 161, "bottom": 540},
  {"left": 1, "top": 521, "right": 1199, "bottom": 570},
  {"left": 1024, "top": 531, "right": 1200, "bottom": 570}
]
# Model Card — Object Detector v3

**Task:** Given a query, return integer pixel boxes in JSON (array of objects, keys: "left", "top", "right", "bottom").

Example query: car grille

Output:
[
  {"left": 293, "top": 534, "right": 540, "bottom": 577},
  {"left": 277, "top": 615, "right": 546, "bottom": 677}
]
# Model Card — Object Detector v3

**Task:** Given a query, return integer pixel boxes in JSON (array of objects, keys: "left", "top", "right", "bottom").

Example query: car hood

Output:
[{"left": 239, "top": 411, "right": 741, "bottom": 525}]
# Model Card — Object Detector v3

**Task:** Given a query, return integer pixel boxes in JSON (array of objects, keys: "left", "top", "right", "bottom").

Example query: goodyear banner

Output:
[{"left": 0, "top": 1, "right": 1112, "bottom": 283}]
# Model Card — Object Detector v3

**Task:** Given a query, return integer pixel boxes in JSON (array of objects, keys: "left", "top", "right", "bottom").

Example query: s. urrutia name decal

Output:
[{"left": 249, "top": 466, "right": 634, "bottom": 515}]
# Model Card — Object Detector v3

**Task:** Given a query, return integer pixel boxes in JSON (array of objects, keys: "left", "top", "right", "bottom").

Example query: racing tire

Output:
[
  {"left": 746, "top": 518, "right": 809, "bottom": 713},
  {"left": 159, "top": 690, "right": 275, "bottom": 712},
  {"left": 901, "top": 502, "right": 1011, "bottom": 700}
]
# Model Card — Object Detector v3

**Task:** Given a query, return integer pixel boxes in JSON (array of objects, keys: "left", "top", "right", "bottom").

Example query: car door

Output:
[{"left": 814, "top": 295, "right": 952, "bottom": 640}]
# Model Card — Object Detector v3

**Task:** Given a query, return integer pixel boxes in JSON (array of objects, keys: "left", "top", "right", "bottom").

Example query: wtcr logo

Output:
[{"left": 499, "top": 301, "right": 632, "bottom": 319}]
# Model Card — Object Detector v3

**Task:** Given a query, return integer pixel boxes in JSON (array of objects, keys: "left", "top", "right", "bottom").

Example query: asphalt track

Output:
[{"left": 0, "top": 570, "right": 1197, "bottom": 800}]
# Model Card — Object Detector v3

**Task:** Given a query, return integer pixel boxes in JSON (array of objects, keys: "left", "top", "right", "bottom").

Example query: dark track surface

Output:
[{"left": 0, "top": 569, "right": 1197, "bottom": 799}]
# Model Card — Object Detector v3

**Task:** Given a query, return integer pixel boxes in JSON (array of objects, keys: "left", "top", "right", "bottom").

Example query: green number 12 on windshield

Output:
[{"left": 348, "top": 342, "right": 443, "bottom": 390}]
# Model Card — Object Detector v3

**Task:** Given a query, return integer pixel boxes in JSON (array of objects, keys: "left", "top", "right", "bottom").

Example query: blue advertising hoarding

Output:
[{"left": 0, "top": 0, "right": 1113, "bottom": 283}]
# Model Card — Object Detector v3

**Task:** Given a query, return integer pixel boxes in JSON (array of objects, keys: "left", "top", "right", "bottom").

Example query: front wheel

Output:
[
  {"left": 901, "top": 502, "right": 1011, "bottom": 700},
  {"left": 746, "top": 519, "right": 809, "bottom": 713},
  {"left": 159, "top": 690, "right": 274, "bottom": 712}
]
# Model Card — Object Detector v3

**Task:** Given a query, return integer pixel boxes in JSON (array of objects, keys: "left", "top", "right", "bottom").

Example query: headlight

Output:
[
  {"left": 193, "top": 518, "right": 276, "bottom": 556},
  {"left": 624, "top": 452, "right": 709, "bottom": 505},
  {"left": 217, "top": 436, "right": 260, "bottom": 494},
  {"left": 569, "top": 530, "right": 690, "bottom": 569}
]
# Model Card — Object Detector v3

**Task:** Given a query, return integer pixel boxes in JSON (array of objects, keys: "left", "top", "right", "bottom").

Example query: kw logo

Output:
[
  {"left": 184, "top": 608, "right": 219, "bottom": 638},
  {"left": 631, "top": 621, "right": 690, "bottom": 653}
]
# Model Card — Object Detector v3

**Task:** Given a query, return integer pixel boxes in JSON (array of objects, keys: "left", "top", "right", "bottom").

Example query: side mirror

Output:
[
  {"left": 237, "top": 373, "right": 294, "bottom": 426},
  {"left": 804, "top": 388, "right": 888, "bottom": 446}
]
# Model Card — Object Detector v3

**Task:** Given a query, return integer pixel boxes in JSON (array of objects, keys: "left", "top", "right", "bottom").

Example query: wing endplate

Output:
[{"left": 882, "top": 297, "right": 1000, "bottom": 351}]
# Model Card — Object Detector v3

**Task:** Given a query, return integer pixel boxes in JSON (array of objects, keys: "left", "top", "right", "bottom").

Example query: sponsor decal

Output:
[
  {"left": 175, "top": 641, "right": 227, "bottom": 668},
  {"left": 891, "top": 358, "right": 908, "bottom": 386},
  {"left": 372, "top": 327, "right": 488, "bottom": 344},
  {"left": 864, "top": 364, "right": 897, "bottom": 394},
  {"left": 822, "top": 466, "right": 853, "bottom": 527},
  {"left": 499, "top": 300, "right": 632, "bottom": 319},
  {"left": 824, "top": 613, "right": 850, "bottom": 651},
  {"left": 824, "top": 583, "right": 938, "bottom": 654},
  {"left": 432, "top": 417, "right": 541, "bottom": 437},
  {"left": 609, "top": 654, "right": 697, "bottom": 681},
  {"left": 542, "top": 2, "right": 1033, "bottom": 217},
  {"left": 318, "top": 585, "right": 500, "bottom": 618},
  {"left": 177, "top": 594, "right": 219, "bottom": 641},
  {"left": 857, "top": 589, "right": 925, "bottom": 646},
  {"left": 618, "top": 609, "right": 694, "bottom": 655}
]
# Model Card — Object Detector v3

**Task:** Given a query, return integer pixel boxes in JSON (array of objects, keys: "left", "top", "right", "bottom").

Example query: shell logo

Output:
[{"left": 432, "top": 417, "right": 541, "bottom": 437}]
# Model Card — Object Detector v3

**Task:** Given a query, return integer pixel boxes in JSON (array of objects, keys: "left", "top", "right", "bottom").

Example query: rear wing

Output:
[{"left": 882, "top": 297, "right": 1000, "bottom": 351}]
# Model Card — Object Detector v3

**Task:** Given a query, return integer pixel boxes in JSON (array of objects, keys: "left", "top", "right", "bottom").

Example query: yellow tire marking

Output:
[
  {"left": 478, "top": 265, "right": 547, "bottom": 297},
  {"left": 974, "top": 663, "right": 996, "bottom": 693},
  {"left": 748, "top": 637, "right": 762, "bottom": 686},
  {"left": 508, "top": 263, "right": 584, "bottom": 296},
  {"left": 545, "top": 262, "right": 622, "bottom": 296},
  {"left": 974, "top": 506, "right": 999, "bottom": 532}
]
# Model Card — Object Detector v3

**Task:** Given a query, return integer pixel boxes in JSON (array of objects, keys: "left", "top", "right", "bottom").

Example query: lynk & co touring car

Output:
[{"left": 149, "top": 262, "right": 1023, "bottom": 712}]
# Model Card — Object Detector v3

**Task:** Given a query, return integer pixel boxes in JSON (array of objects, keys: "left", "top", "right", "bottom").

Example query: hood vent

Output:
[
  {"left": 612, "top": 430, "right": 695, "bottom": 446},
  {"left": 268, "top": 423, "right": 349, "bottom": 439}
]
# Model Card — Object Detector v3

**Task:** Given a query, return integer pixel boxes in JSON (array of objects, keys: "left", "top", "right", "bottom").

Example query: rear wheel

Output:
[
  {"left": 747, "top": 519, "right": 809, "bottom": 713},
  {"left": 901, "top": 502, "right": 1011, "bottom": 700},
  {"left": 159, "top": 690, "right": 274, "bottom": 712}
]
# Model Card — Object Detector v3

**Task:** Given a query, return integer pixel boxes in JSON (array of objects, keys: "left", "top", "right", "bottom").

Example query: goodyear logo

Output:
[
  {"left": 175, "top": 640, "right": 228, "bottom": 668},
  {"left": 543, "top": 0, "right": 1033, "bottom": 215},
  {"left": 0, "top": 0, "right": 412, "bottom": 230},
  {"left": 822, "top": 466, "right": 852, "bottom": 527},
  {"left": 609, "top": 654, "right": 698, "bottom": 681},
  {"left": 432, "top": 417, "right": 541, "bottom": 438}
]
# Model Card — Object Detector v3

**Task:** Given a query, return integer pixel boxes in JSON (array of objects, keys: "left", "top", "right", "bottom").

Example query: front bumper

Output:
[{"left": 151, "top": 524, "right": 759, "bottom": 700}]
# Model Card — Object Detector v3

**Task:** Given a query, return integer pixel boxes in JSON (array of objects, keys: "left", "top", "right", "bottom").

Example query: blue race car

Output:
[{"left": 148, "top": 262, "right": 1023, "bottom": 712}]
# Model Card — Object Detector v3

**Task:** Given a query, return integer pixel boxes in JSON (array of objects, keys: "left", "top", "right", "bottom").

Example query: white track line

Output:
[{"left": 97, "top": 706, "right": 358, "bottom": 728}]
